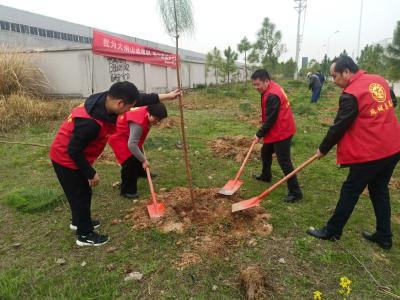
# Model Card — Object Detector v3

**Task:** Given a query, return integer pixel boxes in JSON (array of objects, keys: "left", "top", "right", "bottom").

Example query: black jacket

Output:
[
  {"left": 256, "top": 94, "right": 281, "bottom": 138},
  {"left": 67, "top": 92, "right": 159, "bottom": 179},
  {"left": 319, "top": 93, "right": 358, "bottom": 155}
]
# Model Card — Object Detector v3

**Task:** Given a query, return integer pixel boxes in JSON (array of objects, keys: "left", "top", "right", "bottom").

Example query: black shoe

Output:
[
  {"left": 306, "top": 226, "right": 340, "bottom": 241},
  {"left": 362, "top": 230, "right": 392, "bottom": 250},
  {"left": 121, "top": 193, "right": 139, "bottom": 199},
  {"left": 76, "top": 231, "right": 110, "bottom": 247},
  {"left": 283, "top": 193, "right": 303, "bottom": 203},
  {"left": 252, "top": 174, "right": 271, "bottom": 183},
  {"left": 70, "top": 220, "right": 100, "bottom": 231}
]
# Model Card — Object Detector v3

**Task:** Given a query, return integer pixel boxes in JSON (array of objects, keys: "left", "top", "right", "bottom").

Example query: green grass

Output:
[
  {"left": 2, "top": 186, "right": 63, "bottom": 213},
  {"left": 0, "top": 81, "right": 399, "bottom": 299}
]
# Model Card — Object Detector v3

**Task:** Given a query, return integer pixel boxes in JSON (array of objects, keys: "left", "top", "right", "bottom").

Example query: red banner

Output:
[{"left": 92, "top": 31, "right": 177, "bottom": 68}]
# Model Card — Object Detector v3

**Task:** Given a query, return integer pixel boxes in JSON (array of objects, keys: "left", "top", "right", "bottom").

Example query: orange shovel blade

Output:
[
  {"left": 231, "top": 196, "right": 263, "bottom": 213},
  {"left": 218, "top": 179, "right": 243, "bottom": 196},
  {"left": 147, "top": 199, "right": 165, "bottom": 219}
]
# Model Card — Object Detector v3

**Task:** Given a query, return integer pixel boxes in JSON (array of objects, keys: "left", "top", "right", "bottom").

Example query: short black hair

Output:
[
  {"left": 251, "top": 69, "right": 271, "bottom": 81},
  {"left": 332, "top": 56, "right": 359, "bottom": 74},
  {"left": 108, "top": 81, "right": 140, "bottom": 104},
  {"left": 147, "top": 102, "right": 168, "bottom": 120}
]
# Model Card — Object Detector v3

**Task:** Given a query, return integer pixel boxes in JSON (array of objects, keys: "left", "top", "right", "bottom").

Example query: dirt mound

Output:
[
  {"left": 97, "top": 146, "right": 118, "bottom": 165},
  {"left": 155, "top": 116, "right": 180, "bottom": 129},
  {"left": 238, "top": 115, "right": 260, "bottom": 127},
  {"left": 208, "top": 136, "right": 262, "bottom": 162},
  {"left": 319, "top": 116, "right": 334, "bottom": 126},
  {"left": 127, "top": 187, "right": 273, "bottom": 269},
  {"left": 240, "top": 265, "right": 273, "bottom": 300}
]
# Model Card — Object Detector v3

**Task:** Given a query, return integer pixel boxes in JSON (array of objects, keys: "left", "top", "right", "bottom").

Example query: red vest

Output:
[
  {"left": 108, "top": 106, "right": 150, "bottom": 165},
  {"left": 337, "top": 70, "right": 400, "bottom": 164},
  {"left": 49, "top": 105, "right": 115, "bottom": 169},
  {"left": 261, "top": 81, "right": 296, "bottom": 143}
]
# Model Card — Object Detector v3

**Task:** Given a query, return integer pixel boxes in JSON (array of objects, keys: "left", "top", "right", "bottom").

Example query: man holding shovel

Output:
[
  {"left": 50, "top": 81, "right": 179, "bottom": 247},
  {"left": 307, "top": 56, "right": 400, "bottom": 250},
  {"left": 108, "top": 103, "right": 168, "bottom": 199},
  {"left": 251, "top": 69, "right": 303, "bottom": 203}
]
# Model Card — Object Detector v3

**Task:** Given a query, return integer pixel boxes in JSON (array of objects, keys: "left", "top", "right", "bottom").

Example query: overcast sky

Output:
[{"left": 1, "top": 0, "right": 399, "bottom": 62}]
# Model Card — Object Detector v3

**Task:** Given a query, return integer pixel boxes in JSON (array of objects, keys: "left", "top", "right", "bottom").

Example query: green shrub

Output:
[{"left": 3, "top": 186, "right": 64, "bottom": 213}]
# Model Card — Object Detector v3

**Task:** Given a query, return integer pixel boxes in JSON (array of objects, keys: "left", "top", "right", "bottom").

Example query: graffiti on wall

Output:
[{"left": 107, "top": 58, "right": 130, "bottom": 82}]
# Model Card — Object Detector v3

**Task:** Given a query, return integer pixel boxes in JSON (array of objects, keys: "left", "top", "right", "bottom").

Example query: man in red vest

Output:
[
  {"left": 109, "top": 103, "right": 168, "bottom": 198},
  {"left": 251, "top": 69, "right": 303, "bottom": 202},
  {"left": 50, "top": 81, "right": 180, "bottom": 246},
  {"left": 307, "top": 56, "right": 400, "bottom": 250}
]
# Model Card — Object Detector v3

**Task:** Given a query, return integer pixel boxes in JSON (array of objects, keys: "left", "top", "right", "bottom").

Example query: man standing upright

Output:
[
  {"left": 307, "top": 56, "right": 400, "bottom": 250},
  {"left": 251, "top": 69, "right": 303, "bottom": 203},
  {"left": 307, "top": 72, "right": 322, "bottom": 103}
]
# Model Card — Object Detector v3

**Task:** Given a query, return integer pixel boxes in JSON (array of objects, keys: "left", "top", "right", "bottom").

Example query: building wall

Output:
[
  {"left": 0, "top": 4, "right": 244, "bottom": 96},
  {"left": 33, "top": 50, "right": 92, "bottom": 96}
]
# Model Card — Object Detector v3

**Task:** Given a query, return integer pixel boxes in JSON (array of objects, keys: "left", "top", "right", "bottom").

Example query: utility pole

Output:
[
  {"left": 294, "top": 0, "right": 307, "bottom": 80},
  {"left": 356, "top": 0, "right": 364, "bottom": 60}
]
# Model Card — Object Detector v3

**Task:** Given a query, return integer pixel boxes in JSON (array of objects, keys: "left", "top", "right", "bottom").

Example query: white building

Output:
[{"left": 0, "top": 5, "right": 245, "bottom": 97}]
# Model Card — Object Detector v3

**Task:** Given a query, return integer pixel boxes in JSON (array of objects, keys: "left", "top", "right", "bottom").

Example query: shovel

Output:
[
  {"left": 218, "top": 139, "right": 258, "bottom": 196},
  {"left": 143, "top": 149, "right": 165, "bottom": 219},
  {"left": 231, "top": 154, "right": 318, "bottom": 212}
]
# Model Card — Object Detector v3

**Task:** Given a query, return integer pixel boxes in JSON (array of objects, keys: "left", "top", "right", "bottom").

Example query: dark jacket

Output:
[
  {"left": 319, "top": 93, "right": 358, "bottom": 156},
  {"left": 309, "top": 74, "right": 322, "bottom": 90},
  {"left": 67, "top": 92, "right": 159, "bottom": 179},
  {"left": 256, "top": 94, "right": 281, "bottom": 138},
  {"left": 316, "top": 72, "right": 325, "bottom": 84}
]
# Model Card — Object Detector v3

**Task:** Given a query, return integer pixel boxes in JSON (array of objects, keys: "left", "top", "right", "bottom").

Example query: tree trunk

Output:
[
  {"left": 244, "top": 51, "right": 247, "bottom": 88},
  {"left": 175, "top": 35, "right": 195, "bottom": 203}
]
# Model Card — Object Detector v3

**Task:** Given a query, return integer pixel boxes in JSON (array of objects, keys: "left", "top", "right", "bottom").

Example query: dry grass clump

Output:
[
  {"left": 0, "top": 46, "right": 81, "bottom": 132},
  {"left": 0, "top": 45, "right": 49, "bottom": 95},
  {"left": 0, "top": 94, "right": 80, "bottom": 132}
]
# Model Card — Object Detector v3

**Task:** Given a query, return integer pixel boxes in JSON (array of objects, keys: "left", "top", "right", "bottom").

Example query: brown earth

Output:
[
  {"left": 240, "top": 265, "right": 273, "bottom": 300},
  {"left": 208, "top": 136, "right": 263, "bottom": 162},
  {"left": 126, "top": 187, "right": 273, "bottom": 269},
  {"left": 155, "top": 116, "right": 180, "bottom": 129},
  {"left": 238, "top": 114, "right": 261, "bottom": 127},
  {"left": 97, "top": 145, "right": 118, "bottom": 165}
]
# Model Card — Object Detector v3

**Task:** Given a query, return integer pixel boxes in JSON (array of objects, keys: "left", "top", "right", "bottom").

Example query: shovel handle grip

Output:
[
  {"left": 258, "top": 154, "right": 319, "bottom": 199},
  {"left": 234, "top": 139, "right": 258, "bottom": 182}
]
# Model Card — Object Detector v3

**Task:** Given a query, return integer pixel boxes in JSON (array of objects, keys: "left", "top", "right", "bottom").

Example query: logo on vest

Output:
[{"left": 368, "top": 83, "right": 386, "bottom": 103}]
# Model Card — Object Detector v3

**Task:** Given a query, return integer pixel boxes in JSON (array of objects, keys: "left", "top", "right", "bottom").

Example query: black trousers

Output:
[
  {"left": 327, "top": 152, "right": 400, "bottom": 238},
  {"left": 52, "top": 161, "right": 94, "bottom": 235},
  {"left": 120, "top": 155, "right": 146, "bottom": 195},
  {"left": 261, "top": 136, "right": 302, "bottom": 195}
]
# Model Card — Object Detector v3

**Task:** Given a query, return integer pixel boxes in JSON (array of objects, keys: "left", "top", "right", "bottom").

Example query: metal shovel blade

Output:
[
  {"left": 147, "top": 199, "right": 165, "bottom": 219},
  {"left": 231, "top": 196, "right": 262, "bottom": 213},
  {"left": 218, "top": 179, "right": 243, "bottom": 196}
]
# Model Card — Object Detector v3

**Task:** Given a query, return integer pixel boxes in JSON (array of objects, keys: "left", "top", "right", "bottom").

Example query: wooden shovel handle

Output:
[
  {"left": 233, "top": 139, "right": 258, "bottom": 182},
  {"left": 258, "top": 154, "right": 319, "bottom": 199},
  {"left": 142, "top": 148, "right": 157, "bottom": 205}
]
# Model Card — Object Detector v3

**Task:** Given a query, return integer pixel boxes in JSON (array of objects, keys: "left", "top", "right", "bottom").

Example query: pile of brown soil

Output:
[
  {"left": 97, "top": 146, "right": 118, "bottom": 165},
  {"left": 208, "top": 136, "right": 262, "bottom": 162},
  {"left": 238, "top": 115, "right": 261, "bottom": 127},
  {"left": 155, "top": 116, "right": 180, "bottom": 129},
  {"left": 319, "top": 116, "right": 334, "bottom": 127},
  {"left": 126, "top": 187, "right": 273, "bottom": 269},
  {"left": 240, "top": 265, "right": 273, "bottom": 300}
]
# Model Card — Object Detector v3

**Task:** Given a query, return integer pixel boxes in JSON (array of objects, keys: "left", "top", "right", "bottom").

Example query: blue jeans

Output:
[{"left": 311, "top": 87, "right": 322, "bottom": 103}]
